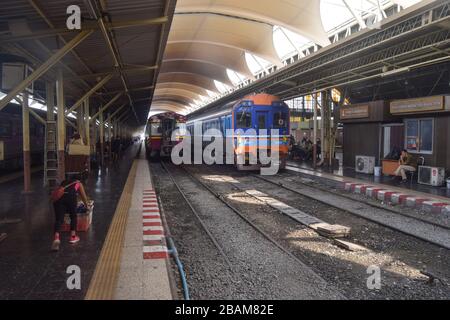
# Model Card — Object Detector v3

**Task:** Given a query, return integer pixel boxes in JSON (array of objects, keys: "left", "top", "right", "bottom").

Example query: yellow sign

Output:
[
  {"left": 0, "top": 141, "right": 4, "bottom": 161},
  {"left": 340, "top": 105, "right": 369, "bottom": 119},
  {"left": 390, "top": 96, "right": 444, "bottom": 114}
]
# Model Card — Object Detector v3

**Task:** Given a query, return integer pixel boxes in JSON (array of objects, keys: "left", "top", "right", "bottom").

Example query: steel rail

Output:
[
  {"left": 159, "top": 161, "right": 234, "bottom": 272},
  {"left": 178, "top": 164, "right": 347, "bottom": 292}
]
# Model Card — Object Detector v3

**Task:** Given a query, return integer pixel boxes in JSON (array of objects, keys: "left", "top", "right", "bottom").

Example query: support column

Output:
[
  {"left": 46, "top": 81, "right": 55, "bottom": 121},
  {"left": 313, "top": 93, "right": 318, "bottom": 169},
  {"left": 92, "top": 113, "right": 98, "bottom": 154},
  {"left": 107, "top": 113, "right": 112, "bottom": 160},
  {"left": 320, "top": 93, "right": 325, "bottom": 163},
  {"left": 22, "top": 91, "right": 31, "bottom": 193},
  {"left": 99, "top": 109, "right": 104, "bottom": 165},
  {"left": 56, "top": 69, "right": 65, "bottom": 181},
  {"left": 84, "top": 99, "right": 90, "bottom": 148},
  {"left": 84, "top": 99, "right": 91, "bottom": 171},
  {"left": 77, "top": 105, "right": 84, "bottom": 140}
]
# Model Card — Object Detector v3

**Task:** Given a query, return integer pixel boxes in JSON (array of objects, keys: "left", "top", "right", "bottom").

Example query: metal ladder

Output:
[{"left": 44, "top": 120, "right": 58, "bottom": 187}]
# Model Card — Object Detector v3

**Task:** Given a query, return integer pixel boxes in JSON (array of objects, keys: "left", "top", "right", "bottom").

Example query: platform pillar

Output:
[
  {"left": 56, "top": 69, "right": 65, "bottom": 181},
  {"left": 107, "top": 113, "right": 112, "bottom": 160},
  {"left": 84, "top": 98, "right": 91, "bottom": 170},
  {"left": 22, "top": 91, "right": 31, "bottom": 193},
  {"left": 92, "top": 112, "right": 98, "bottom": 154},
  {"left": 99, "top": 109, "right": 104, "bottom": 165},
  {"left": 46, "top": 81, "right": 55, "bottom": 121},
  {"left": 313, "top": 93, "right": 318, "bottom": 169}
]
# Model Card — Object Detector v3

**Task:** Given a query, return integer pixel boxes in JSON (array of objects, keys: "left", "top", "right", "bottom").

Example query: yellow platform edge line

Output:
[{"left": 85, "top": 161, "right": 138, "bottom": 300}]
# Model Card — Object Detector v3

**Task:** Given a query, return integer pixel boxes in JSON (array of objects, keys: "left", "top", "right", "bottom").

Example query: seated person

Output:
[{"left": 393, "top": 149, "right": 416, "bottom": 184}]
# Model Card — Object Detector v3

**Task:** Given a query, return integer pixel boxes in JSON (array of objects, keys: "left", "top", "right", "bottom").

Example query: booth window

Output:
[{"left": 405, "top": 119, "right": 433, "bottom": 154}]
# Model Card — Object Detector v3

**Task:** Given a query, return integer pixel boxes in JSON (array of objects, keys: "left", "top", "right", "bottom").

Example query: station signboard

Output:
[
  {"left": 340, "top": 105, "right": 369, "bottom": 119},
  {"left": 390, "top": 96, "right": 444, "bottom": 114}
]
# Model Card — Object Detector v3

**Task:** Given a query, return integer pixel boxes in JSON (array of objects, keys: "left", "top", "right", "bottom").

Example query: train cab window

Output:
[
  {"left": 236, "top": 110, "right": 252, "bottom": 129},
  {"left": 273, "top": 112, "right": 288, "bottom": 129},
  {"left": 176, "top": 123, "right": 187, "bottom": 135},
  {"left": 151, "top": 123, "right": 162, "bottom": 135},
  {"left": 258, "top": 114, "right": 267, "bottom": 130}
]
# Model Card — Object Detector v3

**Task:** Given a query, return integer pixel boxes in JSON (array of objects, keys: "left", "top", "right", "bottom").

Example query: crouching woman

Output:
[{"left": 51, "top": 180, "right": 90, "bottom": 251}]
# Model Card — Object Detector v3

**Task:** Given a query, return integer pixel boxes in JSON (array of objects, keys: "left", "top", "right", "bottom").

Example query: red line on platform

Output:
[
  {"left": 144, "top": 230, "right": 164, "bottom": 235},
  {"left": 143, "top": 215, "right": 161, "bottom": 219},
  {"left": 143, "top": 252, "right": 169, "bottom": 259}
]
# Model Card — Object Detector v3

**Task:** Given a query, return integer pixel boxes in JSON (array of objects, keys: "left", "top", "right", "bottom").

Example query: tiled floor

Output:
[{"left": 0, "top": 144, "right": 140, "bottom": 300}]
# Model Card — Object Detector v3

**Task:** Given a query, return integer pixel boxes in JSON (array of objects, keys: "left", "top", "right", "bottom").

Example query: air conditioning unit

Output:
[
  {"left": 418, "top": 166, "right": 445, "bottom": 186},
  {"left": 355, "top": 155, "right": 375, "bottom": 174}
]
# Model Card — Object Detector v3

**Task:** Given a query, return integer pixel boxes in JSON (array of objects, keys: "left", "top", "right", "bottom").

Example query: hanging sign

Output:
[
  {"left": 390, "top": 96, "right": 444, "bottom": 114},
  {"left": 340, "top": 105, "right": 369, "bottom": 119}
]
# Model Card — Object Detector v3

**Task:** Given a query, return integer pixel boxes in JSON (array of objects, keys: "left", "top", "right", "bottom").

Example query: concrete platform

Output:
[
  {"left": 114, "top": 153, "right": 173, "bottom": 300},
  {"left": 0, "top": 143, "right": 140, "bottom": 299},
  {"left": 286, "top": 163, "right": 450, "bottom": 215}
]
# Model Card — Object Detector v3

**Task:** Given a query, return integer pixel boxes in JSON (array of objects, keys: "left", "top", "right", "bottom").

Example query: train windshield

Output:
[
  {"left": 150, "top": 123, "right": 161, "bottom": 135},
  {"left": 236, "top": 110, "right": 252, "bottom": 129},
  {"left": 176, "top": 123, "right": 187, "bottom": 135},
  {"left": 273, "top": 112, "right": 288, "bottom": 129}
]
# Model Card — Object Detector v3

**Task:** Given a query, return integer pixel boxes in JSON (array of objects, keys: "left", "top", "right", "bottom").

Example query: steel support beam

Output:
[
  {"left": 90, "top": 93, "right": 123, "bottom": 120},
  {"left": 0, "top": 30, "right": 93, "bottom": 111},
  {"left": 22, "top": 92, "right": 31, "bottom": 193},
  {"left": 343, "top": 0, "right": 367, "bottom": 29},
  {"left": 70, "top": 66, "right": 158, "bottom": 80},
  {"left": 107, "top": 113, "right": 112, "bottom": 160},
  {"left": 110, "top": 103, "right": 127, "bottom": 119},
  {"left": 0, "top": 17, "right": 168, "bottom": 44},
  {"left": 86, "top": 0, "right": 142, "bottom": 124},
  {"left": 99, "top": 109, "right": 105, "bottom": 165},
  {"left": 65, "top": 73, "right": 114, "bottom": 115},
  {"left": 56, "top": 69, "right": 65, "bottom": 181},
  {"left": 46, "top": 81, "right": 55, "bottom": 121},
  {"left": 84, "top": 99, "right": 91, "bottom": 149}
]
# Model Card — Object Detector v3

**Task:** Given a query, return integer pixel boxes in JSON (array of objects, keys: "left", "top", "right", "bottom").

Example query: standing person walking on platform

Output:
[{"left": 51, "top": 179, "right": 91, "bottom": 251}]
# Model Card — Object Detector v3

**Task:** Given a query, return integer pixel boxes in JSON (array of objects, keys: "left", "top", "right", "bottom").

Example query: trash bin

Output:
[
  {"left": 374, "top": 166, "right": 382, "bottom": 177},
  {"left": 446, "top": 179, "right": 450, "bottom": 189}
]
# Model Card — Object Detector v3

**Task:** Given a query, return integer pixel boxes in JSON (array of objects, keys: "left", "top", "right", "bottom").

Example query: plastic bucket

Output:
[
  {"left": 447, "top": 179, "right": 450, "bottom": 189},
  {"left": 374, "top": 166, "right": 382, "bottom": 177}
]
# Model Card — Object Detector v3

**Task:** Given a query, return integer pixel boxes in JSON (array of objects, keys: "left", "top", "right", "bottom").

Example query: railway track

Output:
[
  {"left": 182, "top": 163, "right": 450, "bottom": 249},
  {"left": 284, "top": 165, "right": 450, "bottom": 231},
  {"left": 155, "top": 161, "right": 344, "bottom": 300},
  {"left": 178, "top": 164, "right": 450, "bottom": 299},
  {"left": 252, "top": 171, "right": 450, "bottom": 250},
  {"left": 160, "top": 161, "right": 234, "bottom": 271}
]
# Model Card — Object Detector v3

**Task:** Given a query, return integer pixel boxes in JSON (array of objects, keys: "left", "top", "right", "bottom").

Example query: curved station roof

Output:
[{"left": 152, "top": 0, "right": 424, "bottom": 116}]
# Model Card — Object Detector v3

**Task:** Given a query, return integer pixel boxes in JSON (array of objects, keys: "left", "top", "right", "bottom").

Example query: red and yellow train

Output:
[{"left": 145, "top": 112, "right": 187, "bottom": 159}]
